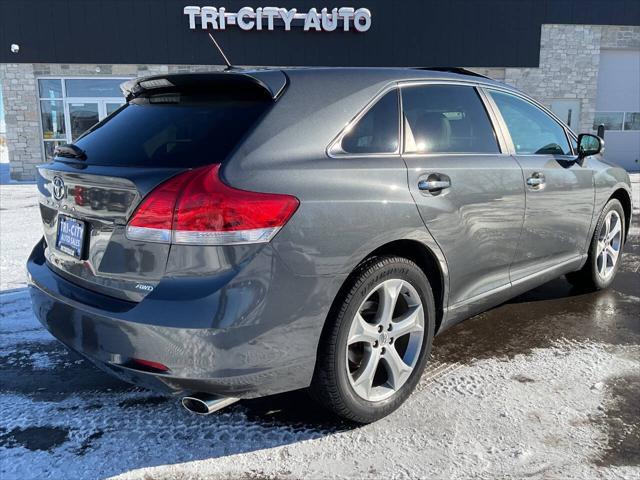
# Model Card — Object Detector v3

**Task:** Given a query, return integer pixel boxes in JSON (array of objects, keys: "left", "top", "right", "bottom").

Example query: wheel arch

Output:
[
  {"left": 610, "top": 187, "right": 632, "bottom": 241},
  {"left": 326, "top": 239, "right": 447, "bottom": 335}
]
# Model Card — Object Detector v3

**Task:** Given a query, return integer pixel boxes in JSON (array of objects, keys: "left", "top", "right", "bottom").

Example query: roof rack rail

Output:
[{"left": 414, "top": 67, "right": 491, "bottom": 79}]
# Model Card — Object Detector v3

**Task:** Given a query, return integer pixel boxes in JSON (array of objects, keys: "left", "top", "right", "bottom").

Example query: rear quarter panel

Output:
[{"left": 224, "top": 69, "right": 448, "bottom": 281}]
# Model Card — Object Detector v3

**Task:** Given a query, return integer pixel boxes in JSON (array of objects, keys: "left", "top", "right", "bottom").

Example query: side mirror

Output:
[{"left": 577, "top": 133, "right": 604, "bottom": 159}]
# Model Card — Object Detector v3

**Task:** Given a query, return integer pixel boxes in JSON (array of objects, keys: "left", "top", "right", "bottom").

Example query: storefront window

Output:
[
  {"left": 624, "top": 112, "right": 640, "bottom": 131},
  {"left": 594, "top": 112, "right": 640, "bottom": 132},
  {"left": 40, "top": 100, "right": 66, "bottom": 139},
  {"left": 37, "top": 78, "right": 128, "bottom": 160},
  {"left": 69, "top": 103, "right": 100, "bottom": 140},
  {"left": 38, "top": 79, "right": 63, "bottom": 98},
  {"left": 65, "top": 79, "right": 124, "bottom": 97},
  {"left": 593, "top": 112, "right": 624, "bottom": 131}
]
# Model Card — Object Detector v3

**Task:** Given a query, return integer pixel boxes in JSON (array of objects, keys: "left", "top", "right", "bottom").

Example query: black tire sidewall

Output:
[
  {"left": 588, "top": 199, "right": 626, "bottom": 290},
  {"left": 331, "top": 257, "right": 435, "bottom": 422}
]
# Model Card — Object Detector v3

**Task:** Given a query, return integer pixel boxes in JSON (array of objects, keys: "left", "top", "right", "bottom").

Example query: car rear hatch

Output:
[{"left": 36, "top": 70, "right": 287, "bottom": 302}]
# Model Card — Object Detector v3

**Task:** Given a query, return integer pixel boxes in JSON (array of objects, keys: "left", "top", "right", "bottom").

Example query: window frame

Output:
[
  {"left": 482, "top": 86, "right": 578, "bottom": 157},
  {"left": 327, "top": 84, "right": 402, "bottom": 158},
  {"left": 326, "top": 79, "right": 582, "bottom": 160}
]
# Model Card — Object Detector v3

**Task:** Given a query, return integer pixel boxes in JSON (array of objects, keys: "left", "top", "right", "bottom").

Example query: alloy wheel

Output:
[
  {"left": 596, "top": 210, "right": 622, "bottom": 280},
  {"left": 346, "top": 279, "right": 425, "bottom": 402}
]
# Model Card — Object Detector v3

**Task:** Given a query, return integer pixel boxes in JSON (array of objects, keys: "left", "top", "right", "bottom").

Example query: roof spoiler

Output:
[
  {"left": 414, "top": 67, "right": 491, "bottom": 79},
  {"left": 120, "top": 70, "right": 288, "bottom": 101}
]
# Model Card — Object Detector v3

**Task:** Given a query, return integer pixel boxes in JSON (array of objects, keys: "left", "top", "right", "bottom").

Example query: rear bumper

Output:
[{"left": 27, "top": 239, "right": 342, "bottom": 398}]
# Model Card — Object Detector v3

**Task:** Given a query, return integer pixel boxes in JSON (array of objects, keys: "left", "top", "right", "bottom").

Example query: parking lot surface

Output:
[{"left": 1, "top": 179, "right": 638, "bottom": 479}]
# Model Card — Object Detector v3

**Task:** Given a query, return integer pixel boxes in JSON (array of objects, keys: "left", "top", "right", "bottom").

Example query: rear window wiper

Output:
[{"left": 54, "top": 144, "right": 87, "bottom": 161}]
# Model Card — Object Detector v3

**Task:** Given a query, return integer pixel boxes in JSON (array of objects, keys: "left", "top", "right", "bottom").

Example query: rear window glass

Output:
[{"left": 70, "top": 91, "right": 271, "bottom": 167}]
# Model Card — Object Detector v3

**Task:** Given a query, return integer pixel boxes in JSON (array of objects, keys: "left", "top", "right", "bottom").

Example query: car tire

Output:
[
  {"left": 566, "top": 198, "right": 626, "bottom": 291},
  {"left": 310, "top": 255, "right": 435, "bottom": 424}
]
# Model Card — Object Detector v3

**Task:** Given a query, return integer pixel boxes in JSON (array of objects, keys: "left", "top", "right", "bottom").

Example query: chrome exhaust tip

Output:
[{"left": 181, "top": 393, "right": 239, "bottom": 415}]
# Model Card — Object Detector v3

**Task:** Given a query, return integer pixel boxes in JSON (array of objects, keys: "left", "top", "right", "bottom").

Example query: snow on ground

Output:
[
  {"left": 1, "top": 182, "right": 639, "bottom": 480},
  {"left": 0, "top": 184, "right": 42, "bottom": 291}
]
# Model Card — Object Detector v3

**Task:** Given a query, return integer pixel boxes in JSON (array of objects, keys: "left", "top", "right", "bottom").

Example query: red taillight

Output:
[{"left": 126, "top": 164, "right": 299, "bottom": 246}]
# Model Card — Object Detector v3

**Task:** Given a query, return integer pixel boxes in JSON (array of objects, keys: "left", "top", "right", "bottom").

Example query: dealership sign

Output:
[{"left": 184, "top": 6, "right": 372, "bottom": 32}]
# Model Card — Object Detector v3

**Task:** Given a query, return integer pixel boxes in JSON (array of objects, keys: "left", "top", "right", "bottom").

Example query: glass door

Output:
[
  {"left": 64, "top": 98, "right": 125, "bottom": 141},
  {"left": 68, "top": 101, "right": 100, "bottom": 141}
]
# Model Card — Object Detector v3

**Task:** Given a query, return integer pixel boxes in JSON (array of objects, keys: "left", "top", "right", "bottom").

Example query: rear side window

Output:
[
  {"left": 340, "top": 89, "right": 400, "bottom": 154},
  {"left": 402, "top": 85, "right": 499, "bottom": 154},
  {"left": 489, "top": 90, "right": 572, "bottom": 155},
  {"left": 71, "top": 91, "right": 270, "bottom": 167}
]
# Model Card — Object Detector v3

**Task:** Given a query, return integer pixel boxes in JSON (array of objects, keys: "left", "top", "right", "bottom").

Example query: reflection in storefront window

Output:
[
  {"left": 40, "top": 100, "right": 66, "bottom": 139},
  {"left": 69, "top": 103, "right": 99, "bottom": 140},
  {"left": 38, "top": 79, "right": 63, "bottom": 98}
]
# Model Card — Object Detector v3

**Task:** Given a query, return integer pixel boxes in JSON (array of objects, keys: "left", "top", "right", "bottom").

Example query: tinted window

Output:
[
  {"left": 71, "top": 91, "right": 270, "bottom": 167},
  {"left": 341, "top": 90, "right": 399, "bottom": 154},
  {"left": 490, "top": 90, "right": 571, "bottom": 155},
  {"left": 402, "top": 85, "right": 499, "bottom": 154}
]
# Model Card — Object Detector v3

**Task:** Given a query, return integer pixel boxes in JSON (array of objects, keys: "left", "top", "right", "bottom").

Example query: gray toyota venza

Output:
[{"left": 28, "top": 68, "right": 632, "bottom": 423}]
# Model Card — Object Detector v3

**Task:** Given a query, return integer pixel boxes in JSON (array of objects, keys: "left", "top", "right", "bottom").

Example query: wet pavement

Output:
[
  {"left": 0, "top": 182, "right": 639, "bottom": 479},
  {"left": 434, "top": 239, "right": 640, "bottom": 363},
  {"left": 429, "top": 221, "right": 640, "bottom": 469}
]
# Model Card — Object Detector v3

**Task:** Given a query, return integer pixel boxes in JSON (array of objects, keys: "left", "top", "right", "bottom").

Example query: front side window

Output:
[
  {"left": 340, "top": 89, "right": 399, "bottom": 154},
  {"left": 490, "top": 90, "right": 571, "bottom": 155},
  {"left": 401, "top": 84, "right": 499, "bottom": 154}
]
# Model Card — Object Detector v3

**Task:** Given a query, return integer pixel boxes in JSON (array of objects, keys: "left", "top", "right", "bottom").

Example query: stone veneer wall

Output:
[
  {"left": 504, "top": 24, "right": 640, "bottom": 134},
  {"left": 0, "top": 64, "right": 41, "bottom": 181},
  {"left": 1, "top": 24, "right": 639, "bottom": 180}
]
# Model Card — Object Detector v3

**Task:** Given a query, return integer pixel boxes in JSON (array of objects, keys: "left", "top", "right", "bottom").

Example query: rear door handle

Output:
[
  {"left": 418, "top": 179, "right": 451, "bottom": 192},
  {"left": 526, "top": 172, "right": 545, "bottom": 189}
]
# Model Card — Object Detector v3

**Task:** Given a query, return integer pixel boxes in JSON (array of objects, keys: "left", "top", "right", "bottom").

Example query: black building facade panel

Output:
[{"left": 1, "top": 0, "right": 639, "bottom": 67}]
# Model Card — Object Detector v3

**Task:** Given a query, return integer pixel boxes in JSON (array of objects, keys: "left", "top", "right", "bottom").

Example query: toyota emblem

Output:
[{"left": 52, "top": 176, "right": 66, "bottom": 201}]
